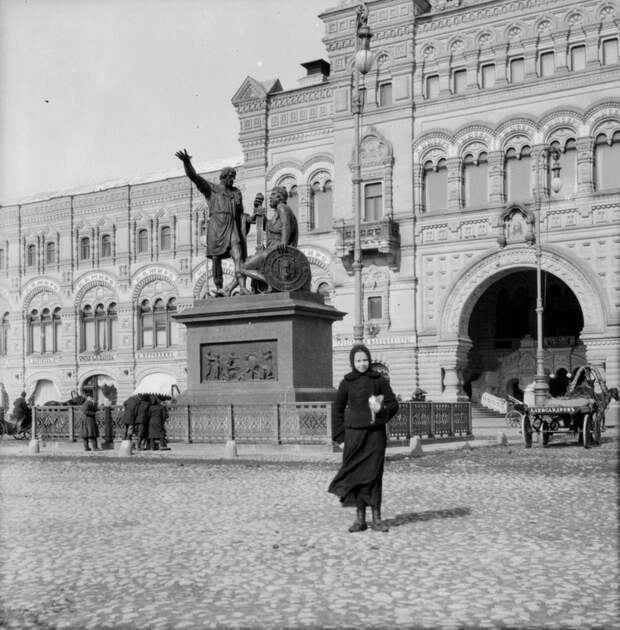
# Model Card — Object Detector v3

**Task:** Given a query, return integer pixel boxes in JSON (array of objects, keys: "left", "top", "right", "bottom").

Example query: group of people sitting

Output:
[{"left": 122, "top": 393, "right": 170, "bottom": 451}]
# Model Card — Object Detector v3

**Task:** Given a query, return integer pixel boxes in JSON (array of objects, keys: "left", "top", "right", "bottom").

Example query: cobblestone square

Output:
[{"left": 0, "top": 437, "right": 618, "bottom": 630}]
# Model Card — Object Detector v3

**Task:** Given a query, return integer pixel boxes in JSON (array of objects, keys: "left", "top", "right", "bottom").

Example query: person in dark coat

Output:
[
  {"left": 134, "top": 394, "right": 151, "bottom": 450},
  {"left": 12, "top": 391, "right": 30, "bottom": 433},
  {"left": 328, "top": 344, "right": 399, "bottom": 533},
  {"left": 147, "top": 395, "right": 169, "bottom": 450},
  {"left": 79, "top": 394, "right": 99, "bottom": 451},
  {"left": 122, "top": 394, "right": 141, "bottom": 440}
]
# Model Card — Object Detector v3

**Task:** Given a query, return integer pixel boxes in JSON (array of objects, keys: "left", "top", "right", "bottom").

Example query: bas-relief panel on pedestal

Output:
[{"left": 200, "top": 340, "right": 277, "bottom": 382}]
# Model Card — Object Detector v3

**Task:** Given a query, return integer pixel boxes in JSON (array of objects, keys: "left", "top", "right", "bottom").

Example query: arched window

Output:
[
  {"left": 81, "top": 305, "right": 95, "bottom": 352},
  {"left": 41, "top": 308, "right": 53, "bottom": 353},
  {"left": 594, "top": 131, "right": 620, "bottom": 190},
  {"left": 160, "top": 226, "right": 171, "bottom": 251},
  {"left": 53, "top": 307, "right": 61, "bottom": 353},
  {"left": 101, "top": 234, "right": 112, "bottom": 258},
  {"left": 462, "top": 152, "right": 488, "bottom": 207},
  {"left": 95, "top": 304, "right": 107, "bottom": 350},
  {"left": 137, "top": 229, "right": 149, "bottom": 254},
  {"left": 550, "top": 139, "right": 577, "bottom": 198},
  {"left": 0, "top": 312, "right": 9, "bottom": 356},
  {"left": 504, "top": 146, "right": 532, "bottom": 201},
  {"left": 28, "top": 309, "right": 41, "bottom": 354},
  {"left": 140, "top": 299, "right": 153, "bottom": 348},
  {"left": 153, "top": 299, "right": 167, "bottom": 346},
  {"left": 310, "top": 180, "right": 333, "bottom": 232},
  {"left": 0, "top": 248, "right": 5, "bottom": 270},
  {"left": 80, "top": 237, "right": 90, "bottom": 261},
  {"left": 46, "top": 242, "right": 56, "bottom": 264},
  {"left": 167, "top": 298, "right": 179, "bottom": 346},
  {"left": 423, "top": 158, "right": 448, "bottom": 212},
  {"left": 287, "top": 185, "right": 299, "bottom": 220},
  {"left": 27, "top": 244, "right": 36, "bottom": 267},
  {"left": 108, "top": 303, "right": 117, "bottom": 350}
]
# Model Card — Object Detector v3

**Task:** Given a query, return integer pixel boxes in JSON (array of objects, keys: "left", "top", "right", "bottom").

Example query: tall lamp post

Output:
[
  {"left": 352, "top": 2, "right": 374, "bottom": 343},
  {"left": 534, "top": 146, "right": 562, "bottom": 405}
]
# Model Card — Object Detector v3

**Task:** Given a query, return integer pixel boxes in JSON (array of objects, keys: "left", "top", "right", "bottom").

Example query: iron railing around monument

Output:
[{"left": 32, "top": 401, "right": 471, "bottom": 445}]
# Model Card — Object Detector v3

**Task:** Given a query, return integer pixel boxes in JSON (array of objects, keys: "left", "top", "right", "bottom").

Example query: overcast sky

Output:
[{"left": 0, "top": 0, "right": 332, "bottom": 204}]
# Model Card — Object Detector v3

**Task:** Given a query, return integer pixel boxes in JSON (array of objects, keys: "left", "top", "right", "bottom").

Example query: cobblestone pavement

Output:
[{"left": 0, "top": 436, "right": 618, "bottom": 630}]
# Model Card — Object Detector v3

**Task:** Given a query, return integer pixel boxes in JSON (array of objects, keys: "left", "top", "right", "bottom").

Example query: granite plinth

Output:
[{"left": 173, "top": 291, "right": 345, "bottom": 405}]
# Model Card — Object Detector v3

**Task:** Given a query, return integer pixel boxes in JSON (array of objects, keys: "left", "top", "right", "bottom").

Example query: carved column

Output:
[
  {"left": 446, "top": 157, "right": 462, "bottom": 211},
  {"left": 576, "top": 136, "right": 595, "bottom": 196},
  {"left": 414, "top": 163, "right": 425, "bottom": 214},
  {"left": 487, "top": 150, "right": 504, "bottom": 206}
]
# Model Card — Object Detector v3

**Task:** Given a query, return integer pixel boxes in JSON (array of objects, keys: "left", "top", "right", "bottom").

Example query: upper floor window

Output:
[
  {"left": 425, "top": 74, "right": 439, "bottom": 99},
  {"left": 46, "top": 242, "right": 56, "bottom": 265},
  {"left": 504, "top": 146, "right": 532, "bottom": 201},
  {"left": 160, "top": 226, "right": 171, "bottom": 251},
  {"left": 378, "top": 82, "right": 392, "bottom": 107},
  {"left": 570, "top": 45, "right": 586, "bottom": 71},
  {"left": 452, "top": 69, "right": 467, "bottom": 94},
  {"left": 287, "top": 185, "right": 299, "bottom": 220},
  {"left": 101, "top": 234, "right": 112, "bottom": 258},
  {"left": 310, "top": 179, "right": 333, "bottom": 232},
  {"left": 27, "top": 307, "right": 60, "bottom": 354},
  {"left": 423, "top": 159, "right": 448, "bottom": 212},
  {"left": 539, "top": 51, "right": 555, "bottom": 77},
  {"left": 480, "top": 63, "right": 495, "bottom": 89},
  {"left": 80, "top": 237, "right": 90, "bottom": 261},
  {"left": 367, "top": 296, "right": 383, "bottom": 320},
  {"left": 463, "top": 152, "right": 489, "bottom": 207},
  {"left": 80, "top": 302, "right": 117, "bottom": 353},
  {"left": 0, "top": 312, "right": 9, "bottom": 356},
  {"left": 602, "top": 38, "right": 619, "bottom": 65},
  {"left": 137, "top": 229, "right": 149, "bottom": 254},
  {"left": 594, "top": 131, "right": 620, "bottom": 190},
  {"left": 509, "top": 57, "right": 525, "bottom": 83},
  {"left": 139, "top": 297, "right": 178, "bottom": 349},
  {"left": 364, "top": 182, "right": 383, "bottom": 221},
  {"left": 27, "top": 244, "right": 36, "bottom": 267}
]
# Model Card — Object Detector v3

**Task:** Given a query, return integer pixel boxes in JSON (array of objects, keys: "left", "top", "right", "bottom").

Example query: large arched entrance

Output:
[{"left": 464, "top": 269, "right": 585, "bottom": 401}]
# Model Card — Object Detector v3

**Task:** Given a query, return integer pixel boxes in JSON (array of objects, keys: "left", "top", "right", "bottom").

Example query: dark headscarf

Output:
[{"left": 349, "top": 344, "right": 372, "bottom": 372}]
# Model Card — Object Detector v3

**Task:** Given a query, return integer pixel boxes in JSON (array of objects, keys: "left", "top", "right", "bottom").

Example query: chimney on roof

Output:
[{"left": 297, "top": 59, "right": 331, "bottom": 87}]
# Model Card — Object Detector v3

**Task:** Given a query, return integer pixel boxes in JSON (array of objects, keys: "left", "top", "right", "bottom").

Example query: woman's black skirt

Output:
[{"left": 327, "top": 425, "right": 386, "bottom": 508}]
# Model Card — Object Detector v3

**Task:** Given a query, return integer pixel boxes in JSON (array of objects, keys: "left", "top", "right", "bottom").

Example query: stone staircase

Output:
[{"left": 471, "top": 402, "right": 521, "bottom": 440}]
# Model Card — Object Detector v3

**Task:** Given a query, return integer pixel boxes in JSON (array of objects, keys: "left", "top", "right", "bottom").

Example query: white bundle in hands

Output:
[{"left": 368, "top": 394, "right": 384, "bottom": 424}]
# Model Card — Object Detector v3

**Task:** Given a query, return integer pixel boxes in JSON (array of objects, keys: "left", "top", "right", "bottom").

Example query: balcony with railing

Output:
[{"left": 334, "top": 216, "right": 400, "bottom": 272}]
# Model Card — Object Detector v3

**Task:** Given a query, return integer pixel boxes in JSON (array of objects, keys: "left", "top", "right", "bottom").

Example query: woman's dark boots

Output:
[
  {"left": 371, "top": 506, "right": 389, "bottom": 532},
  {"left": 83, "top": 438, "right": 91, "bottom": 452},
  {"left": 348, "top": 506, "right": 368, "bottom": 533}
]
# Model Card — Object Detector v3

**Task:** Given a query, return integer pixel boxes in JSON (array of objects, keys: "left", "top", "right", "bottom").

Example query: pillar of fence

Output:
[
  {"left": 102, "top": 406, "right": 114, "bottom": 450},
  {"left": 28, "top": 406, "right": 39, "bottom": 454},
  {"left": 186, "top": 405, "right": 192, "bottom": 444}
]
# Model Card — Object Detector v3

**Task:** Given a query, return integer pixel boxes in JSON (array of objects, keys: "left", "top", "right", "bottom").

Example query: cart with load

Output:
[{"left": 520, "top": 365, "right": 618, "bottom": 449}]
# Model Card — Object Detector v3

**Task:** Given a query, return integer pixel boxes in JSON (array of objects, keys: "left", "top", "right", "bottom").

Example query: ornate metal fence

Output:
[{"left": 32, "top": 401, "right": 470, "bottom": 445}]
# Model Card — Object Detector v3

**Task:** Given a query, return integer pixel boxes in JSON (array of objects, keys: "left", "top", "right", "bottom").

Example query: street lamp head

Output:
[{"left": 355, "top": 48, "right": 375, "bottom": 75}]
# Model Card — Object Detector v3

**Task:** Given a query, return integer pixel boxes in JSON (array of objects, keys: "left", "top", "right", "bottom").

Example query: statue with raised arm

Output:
[
  {"left": 175, "top": 149, "right": 249, "bottom": 297},
  {"left": 240, "top": 186, "right": 310, "bottom": 293}
]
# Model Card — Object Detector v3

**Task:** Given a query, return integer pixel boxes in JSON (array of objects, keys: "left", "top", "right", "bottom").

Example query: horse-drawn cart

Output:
[{"left": 520, "top": 365, "right": 618, "bottom": 449}]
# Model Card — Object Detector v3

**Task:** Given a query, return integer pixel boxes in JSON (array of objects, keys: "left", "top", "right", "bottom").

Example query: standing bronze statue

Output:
[{"left": 175, "top": 149, "right": 249, "bottom": 297}]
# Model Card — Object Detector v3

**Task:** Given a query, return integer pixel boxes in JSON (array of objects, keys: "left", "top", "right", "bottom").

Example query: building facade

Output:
[{"left": 1, "top": 0, "right": 619, "bottom": 421}]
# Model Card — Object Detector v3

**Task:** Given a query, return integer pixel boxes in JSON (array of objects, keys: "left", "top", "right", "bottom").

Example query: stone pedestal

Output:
[{"left": 173, "top": 291, "right": 345, "bottom": 405}]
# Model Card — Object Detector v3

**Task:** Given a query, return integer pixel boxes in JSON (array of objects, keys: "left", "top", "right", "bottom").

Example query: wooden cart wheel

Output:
[
  {"left": 582, "top": 413, "right": 592, "bottom": 449},
  {"left": 541, "top": 420, "right": 550, "bottom": 447},
  {"left": 505, "top": 410, "right": 523, "bottom": 428},
  {"left": 593, "top": 412, "right": 602, "bottom": 446},
  {"left": 521, "top": 413, "right": 532, "bottom": 448}
]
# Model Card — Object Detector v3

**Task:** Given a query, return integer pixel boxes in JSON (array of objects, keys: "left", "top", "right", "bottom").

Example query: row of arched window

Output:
[
  {"left": 138, "top": 298, "right": 179, "bottom": 349},
  {"left": 27, "top": 308, "right": 62, "bottom": 354},
  {"left": 422, "top": 132, "right": 620, "bottom": 212},
  {"left": 278, "top": 177, "right": 334, "bottom": 232}
]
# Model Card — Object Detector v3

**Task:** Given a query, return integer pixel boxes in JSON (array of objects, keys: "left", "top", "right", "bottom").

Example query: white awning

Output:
[{"left": 134, "top": 373, "right": 177, "bottom": 397}]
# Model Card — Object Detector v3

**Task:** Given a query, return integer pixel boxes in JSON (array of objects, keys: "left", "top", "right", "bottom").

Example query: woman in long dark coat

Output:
[
  {"left": 328, "top": 344, "right": 399, "bottom": 533},
  {"left": 79, "top": 394, "right": 99, "bottom": 451},
  {"left": 147, "top": 395, "right": 168, "bottom": 450}
]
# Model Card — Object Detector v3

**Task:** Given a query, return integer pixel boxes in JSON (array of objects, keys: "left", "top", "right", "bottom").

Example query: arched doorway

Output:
[
  {"left": 81, "top": 374, "right": 117, "bottom": 405},
  {"left": 464, "top": 270, "right": 585, "bottom": 401}
]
